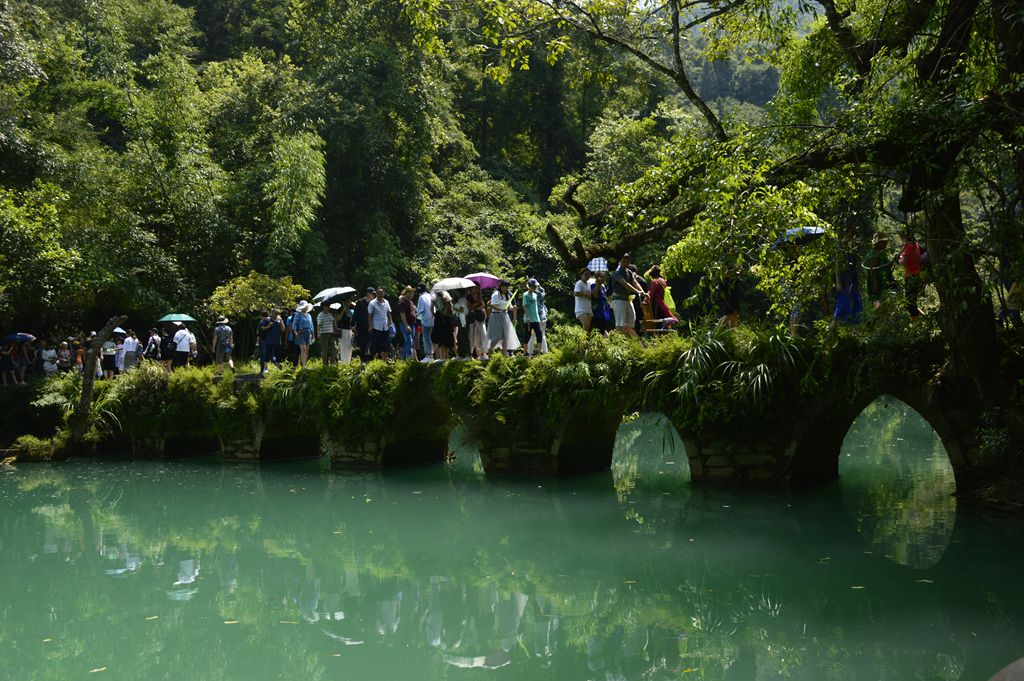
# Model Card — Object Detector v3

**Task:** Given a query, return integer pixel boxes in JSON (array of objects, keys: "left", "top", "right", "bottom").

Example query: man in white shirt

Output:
[
  {"left": 416, "top": 283, "right": 434, "bottom": 359},
  {"left": 574, "top": 267, "right": 593, "bottom": 332},
  {"left": 366, "top": 288, "right": 393, "bottom": 361},
  {"left": 172, "top": 324, "right": 192, "bottom": 369}
]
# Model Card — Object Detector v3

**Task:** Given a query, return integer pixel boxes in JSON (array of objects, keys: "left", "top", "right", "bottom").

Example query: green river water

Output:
[{"left": 1, "top": 400, "right": 1022, "bottom": 680}]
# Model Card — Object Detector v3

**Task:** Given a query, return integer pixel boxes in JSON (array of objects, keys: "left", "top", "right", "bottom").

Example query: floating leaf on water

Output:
[
  {"left": 624, "top": 580, "right": 637, "bottom": 584},
  {"left": 224, "top": 620, "right": 239, "bottom": 624},
  {"left": 42, "top": 638, "right": 52, "bottom": 643},
  {"left": 89, "top": 668, "right": 107, "bottom": 673},
  {"left": 915, "top": 579, "right": 934, "bottom": 584},
  {"left": 850, "top": 585, "right": 866, "bottom": 590},
  {"left": 279, "top": 620, "right": 299, "bottom": 624},
  {"left": 145, "top": 616, "right": 159, "bottom": 621}
]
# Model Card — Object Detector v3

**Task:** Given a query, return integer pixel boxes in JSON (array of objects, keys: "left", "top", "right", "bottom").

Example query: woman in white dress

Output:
[{"left": 487, "top": 281, "right": 521, "bottom": 355}]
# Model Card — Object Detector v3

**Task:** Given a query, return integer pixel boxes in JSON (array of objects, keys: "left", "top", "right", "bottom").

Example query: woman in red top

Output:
[
  {"left": 899, "top": 234, "right": 924, "bottom": 317},
  {"left": 645, "top": 266, "right": 678, "bottom": 327}
]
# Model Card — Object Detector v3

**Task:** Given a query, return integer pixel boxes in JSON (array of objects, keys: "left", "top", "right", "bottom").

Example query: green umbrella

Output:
[{"left": 157, "top": 313, "right": 197, "bottom": 323}]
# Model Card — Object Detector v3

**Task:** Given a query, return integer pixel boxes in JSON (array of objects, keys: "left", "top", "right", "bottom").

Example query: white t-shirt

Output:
[
  {"left": 123, "top": 336, "right": 139, "bottom": 353},
  {"left": 367, "top": 299, "right": 392, "bottom": 331},
  {"left": 574, "top": 280, "right": 592, "bottom": 316},
  {"left": 490, "top": 291, "right": 510, "bottom": 313},
  {"left": 173, "top": 329, "right": 192, "bottom": 352},
  {"left": 41, "top": 348, "right": 57, "bottom": 372}
]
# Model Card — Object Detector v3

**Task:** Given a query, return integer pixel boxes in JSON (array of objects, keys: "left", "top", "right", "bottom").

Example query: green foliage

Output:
[
  {"left": 12, "top": 431, "right": 69, "bottom": 460},
  {"left": 469, "top": 328, "right": 644, "bottom": 434},
  {"left": 207, "top": 271, "right": 310, "bottom": 319}
]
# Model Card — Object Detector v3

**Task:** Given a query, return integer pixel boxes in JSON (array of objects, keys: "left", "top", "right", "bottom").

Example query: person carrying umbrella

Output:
[
  {"left": 487, "top": 281, "right": 521, "bottom": 356},
  {"left": 171, "top": 323, "right": 193, "bottom": 369}
]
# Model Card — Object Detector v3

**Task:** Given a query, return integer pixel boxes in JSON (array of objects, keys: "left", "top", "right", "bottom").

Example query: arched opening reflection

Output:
[
  {"left": 838, "top": 396, "right": 956, "bottom": 569},
  {"left": 611, "top": 413, "right": 691, "bottom": 531},
  {"left": 446, "top": 425, "right": 484, "bottom": 479}
]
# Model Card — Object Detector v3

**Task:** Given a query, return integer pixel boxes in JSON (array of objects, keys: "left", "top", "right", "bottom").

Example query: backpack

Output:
[
  {"left": 919, "top": 243, "right": 932, "bottom": 270},
  {"left": 160, "top": 335, "right": 176, "bottom": 357}
]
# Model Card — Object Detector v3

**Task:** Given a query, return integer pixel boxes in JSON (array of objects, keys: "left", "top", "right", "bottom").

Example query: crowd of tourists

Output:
[
  {"left": 252, "top": 278, "right": 550, "bottom": 371},
  {"left": 4, "top": 235, "right": 1022, "bottom": 385}
]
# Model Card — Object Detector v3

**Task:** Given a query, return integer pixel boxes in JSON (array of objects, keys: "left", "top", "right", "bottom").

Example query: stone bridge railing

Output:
[{"left": 13, "top": 326, "right": 1013, "bottom": 499}]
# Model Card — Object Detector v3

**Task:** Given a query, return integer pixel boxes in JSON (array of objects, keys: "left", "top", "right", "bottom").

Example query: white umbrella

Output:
[
  {"left": 313, "top": 286, "right": 355, "bottom": 303},
  {"left": 432, "top": 277, "right": 476, "bottom": 292}
]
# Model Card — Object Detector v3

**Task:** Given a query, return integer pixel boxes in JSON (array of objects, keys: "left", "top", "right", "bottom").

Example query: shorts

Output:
[
  {"left": 576, "top": 311, "right": 593, "bottom": 320},
  {"left": 101, "top": 355, "right": 116, "bottom": 371},
  {"left": 174, "top": 350, "right": 190, "bottom": 368},
  {"left": 215, "top": 345, "right": 231, "bottom": 364},
  {"left": 296, "top": 329, "right": 312, "bottom": 346},
  {"left": 611, "top": 299, "right": 636, "bottom": 328}
]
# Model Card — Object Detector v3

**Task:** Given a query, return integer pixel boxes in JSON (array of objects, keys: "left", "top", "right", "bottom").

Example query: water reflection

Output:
[
  {"left": 839, "top": 397, "right": 957, "bottom": 569},
  {"left": 0, "top": 443, "right": 1021, "bottom": 679}
]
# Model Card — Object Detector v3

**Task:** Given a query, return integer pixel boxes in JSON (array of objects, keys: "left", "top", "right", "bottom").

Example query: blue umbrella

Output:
[
  {"left": 772, "top": 226, "right": 826, "bottom": 249},
  {"left": 2, "top": 333, "right": 36, "bottom": 343}
]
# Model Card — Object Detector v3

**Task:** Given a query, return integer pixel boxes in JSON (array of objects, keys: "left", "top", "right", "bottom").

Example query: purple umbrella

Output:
[{"left": 463, "top": 272, "right": 502, "bottom": 290}]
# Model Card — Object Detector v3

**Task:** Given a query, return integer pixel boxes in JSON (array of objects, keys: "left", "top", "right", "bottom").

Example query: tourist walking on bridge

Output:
[
  {"left": 367, "top": 288, "right": 393, "bottom": 361},
  {"left": 355, "top": 288, "right": 374, "bottom": 362},
  {"left": 608, "top": 254, "right": 645, "bottom": 336},
  {"left": 213, "top": 317, "right": 234, "bottom": 371},
  {"left": 574, "top": 267, "right": 594, "bottom": 331},
  {"left": 417, "top": 283, "right": 434, "bottom": 360},
  {"left": 142, "top": 329, "right": 161, "bottom": 363},
  {"left": 172, "top": 323, "right": 192, "bottom": 369},
  {"left": 317, "top": 305, "right": 337, "bottom": 366},
  {"left": 466, "top": 285, "right": 487, "bottom": 359},
  {"left": 292, "top": 301, "right": 314, "bottom": 368},
  {"left": 122, "top": 330, "right": 140, "bottom": 371},
  {"left": 337, "top": 300, "right": 355, "bottom": 363},
  {"left": 899, "top": 233, "right": 925, "bottom": 318},
  {"left": 258, "top": 310, "right": 285, "bottom": 373},
  {"left": 397, "top": 286, "right": 418, "bottom": 361},
  {"left": 523, "top": 279, "right": 546, "bottom": 356},
  {"left": 591, "top": 272, "right": 611, "bottom": 335},
  {"left": 488, "top": 281, "right": 520, "bottom": 355}
]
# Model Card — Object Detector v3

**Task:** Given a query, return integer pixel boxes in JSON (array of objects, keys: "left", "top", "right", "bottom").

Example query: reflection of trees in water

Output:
[
  {"left": 4, "top": 460, "right": 1022, "bottom": 679},
  {"left": 612, "top": 413, "right": 691, "bottom": 534},
  {"left": 839, "top": 398, "right": 956, "bottom": 569}
]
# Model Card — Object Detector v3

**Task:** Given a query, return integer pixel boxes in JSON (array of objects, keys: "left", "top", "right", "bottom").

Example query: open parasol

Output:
[
  {"left": 463, "top": 272, "right": 502, "bottom": 290},
  {"left": 157, "top": 313, "right": 197, "bottom": 323},
  {"left": 771, "top": 226, "right": 826, "bottom": 250},
  {"left": 432, "top": 277, "right": 476, "bottom": 292}
]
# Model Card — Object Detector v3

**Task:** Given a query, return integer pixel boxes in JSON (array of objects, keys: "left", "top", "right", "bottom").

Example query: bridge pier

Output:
[
  {"left": 323, "top": 426, "right": 451, "bottom": 468},
  {"left": 468, "top": 404, "right": 625, "bottom": 477}
]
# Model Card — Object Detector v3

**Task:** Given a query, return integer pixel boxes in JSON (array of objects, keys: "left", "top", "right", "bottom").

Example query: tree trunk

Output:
[
  {"left": 923, "top": 191, "right": 1001, "bottom": 404},
  {"left": 69, "top": 315, "right": 128, "bottom": 445}
]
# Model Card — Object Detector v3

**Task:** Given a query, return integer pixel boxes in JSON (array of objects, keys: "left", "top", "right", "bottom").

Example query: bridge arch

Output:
[{"left": 789, "top": 388, "right": 967, "bottom": 487}]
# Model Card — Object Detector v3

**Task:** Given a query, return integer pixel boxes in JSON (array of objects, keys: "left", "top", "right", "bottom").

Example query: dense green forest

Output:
[{"left": 2, "top": 0, "right": 1023, "bottom": 397}]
